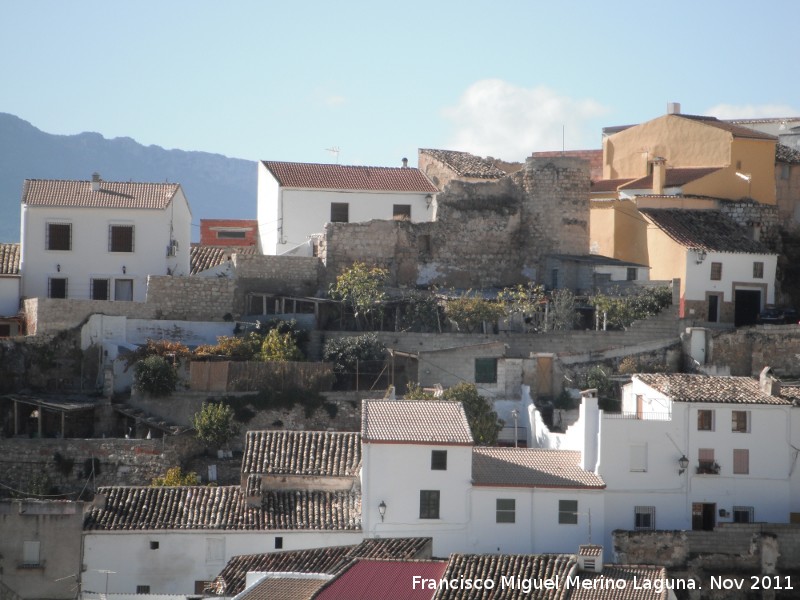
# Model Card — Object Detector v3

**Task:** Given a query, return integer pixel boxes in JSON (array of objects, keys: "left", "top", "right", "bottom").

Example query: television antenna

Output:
[{"left": 326, "top": 146, "right": 341, "bottom": 163}]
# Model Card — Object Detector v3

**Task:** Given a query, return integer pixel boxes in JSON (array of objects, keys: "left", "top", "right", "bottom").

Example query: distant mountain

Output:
[{"left": 0, "top": 113, "right": 257, "bottom": 242}]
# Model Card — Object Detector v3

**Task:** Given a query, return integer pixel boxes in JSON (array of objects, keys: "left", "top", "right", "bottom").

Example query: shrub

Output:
[
  {"left": 260, "top": 329, "right": 304, "bottom": 362},
  {"left": 151, "top": 466, "right": 199, "bottom": 486},
  {"left": 193, "top": 402, "right": 239, "bottom": 450},
  {"left": 194, "top": 333, "right": 262, "bottom": 361},
  {"left": 323, "top": 333, "right": 387, "bottom": 388},
  {"left": 123, "top": 339, "right": 190, "bottom": 370},
  {"left": 444, "top": 290, "right": 506, "bottom": 333},
  {"left": 591, "top": 286, "right": 672, "bottom": 330},
  {"left": 134, "top": 355, "right": 178, "bottom": 396}
]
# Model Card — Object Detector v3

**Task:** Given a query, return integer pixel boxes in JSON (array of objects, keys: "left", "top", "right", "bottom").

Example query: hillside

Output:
[{"left": 0, "top": 113, "right": 257, "bottom": 242}]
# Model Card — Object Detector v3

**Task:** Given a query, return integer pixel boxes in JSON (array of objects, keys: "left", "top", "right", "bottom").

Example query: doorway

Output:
[
  {"left": 734, "top": 289, "right": 761, "bottom": 326},
  {"left": 707, "top": 294, "right": 720, "bottom": 322},
  {"left": 692, "top": 502, "right": 716, "bottom": 531}
]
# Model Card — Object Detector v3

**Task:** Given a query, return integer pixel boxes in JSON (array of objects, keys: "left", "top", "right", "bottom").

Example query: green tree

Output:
[
  {"left": 151, "top": 466, "right": 199, "bottom": 486},
  {"left": 193, "top": 402, "right": 239, "bottom": 450},
  {"left": 260, "top": 329, "right": 304, "bottom": 362},
  {"left": 322, "top": 333, "right": 387, "bottom": 389},
  {"left": 329, "top": 262, "right": 389, "bottom": 330},
  {"left": 444, "top": 290, "right": 506, "bottom": 333},
  {"left": 134, "top": 355, "right": 178, "bottom": 397},
  {"left": 442, "top": 383, "right": 503, "bottom": 446}
]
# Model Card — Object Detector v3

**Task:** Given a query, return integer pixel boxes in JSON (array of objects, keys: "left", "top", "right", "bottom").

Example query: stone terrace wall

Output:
[
  {"left": 233, "top": 254, "right": 322, "bottom": 314},
  {"left": 707, "top": 325, "right": 800, "bottom": 377},
  {"left": 147, "top": 276, "right": 236, "bottom": 321},
  {"left": 24, "top": 297, "right": 158, "bottom": 336}
]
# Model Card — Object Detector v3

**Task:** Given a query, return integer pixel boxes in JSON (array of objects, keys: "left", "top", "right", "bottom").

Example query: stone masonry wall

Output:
[
  {"left": 720, "top": 200, "right": 781, "bottom": 251},
  {"left": 146, "top": 276, "right": 237, "bottom": 321},
  {"left": 24, "top": 297, "right": 158, "bottom": 336},
  {"left": 232, "top": 254, "right": 321, "bottom": 294},
  {"left": 706, "top": 325, "right": 800, "bottom": 377}
]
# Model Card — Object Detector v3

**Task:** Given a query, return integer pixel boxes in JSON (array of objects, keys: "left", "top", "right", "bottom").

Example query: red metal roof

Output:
[
  {"left": 315, "top": 559, "right": 446, "bottom": 600},
  {"left": 263, "top": 161, "right": 438, "bottom": 193}
]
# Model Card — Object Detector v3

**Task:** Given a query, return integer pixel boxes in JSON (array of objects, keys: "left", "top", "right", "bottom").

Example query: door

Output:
[
  {"left": 115, "top": 279, "right": 134, "bottom": 301},
  {"left": 692, "top": 502, "right": 716, "bottom": 531},
  {"left": 707, "top": 294, "right": 720, "bottom": 322},
  {"left": 734, "top": 289, "right": 761, "bottom": 326}
]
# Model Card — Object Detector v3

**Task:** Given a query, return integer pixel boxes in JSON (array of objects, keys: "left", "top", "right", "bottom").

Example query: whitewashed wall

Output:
[
  {"left": 0, "top": 276, "right": 20, "bottom": 316},
  {"left": 683, "top": 251, "right": 776, "bottom": 304}
]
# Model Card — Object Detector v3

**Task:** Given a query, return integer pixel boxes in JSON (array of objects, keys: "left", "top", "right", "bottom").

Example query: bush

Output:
[
  {"left": 151, "top": 466, "right": 199, "bottom": 486},
  {"left": 134, "top": 355, "right": 178, "bottom": 396},
  {"left": 323, "top": 333, "right": 387, "bottom": 388},
  {"left": 444, "top": 290, "right": 506, "bottom": 333},
  {"left": 194, "top": 333, "right": 263, "bottom": 361},
  {"left": 123, "top": 339, "right": 191, "bottom": 370},
  {"left": 193, "top": 402, "right": 239, "bottom": 450},
  {"left": 260, "top": 329, "right": 304, "bottom": 362},
  {"left": 591, "top": 286, "right": 672, "bottom": 330}
]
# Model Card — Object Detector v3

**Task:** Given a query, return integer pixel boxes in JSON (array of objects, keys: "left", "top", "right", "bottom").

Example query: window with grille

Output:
[
  {"left": 496, "top": 499, "right": 516, "bottom": 523},
  {"left": 393, "top": 204, "right": 411, "bottom": 220},
  {"left": 733, "top": 449, "right": 749, "bottom": 474},
  {"left": 419, "top": 490, "right": 440, "bottom": 519},
  {"left": 558, "top": 499, "right": 578, "bottom": 524},
  {"left": 46, "top": 223, "right": 72, "bottom": 250},
  {"left": 91, "top": 278, "right": 110, "bottom": 300},
  {"left": 710, "top": 262, "right": 722, "bottom": 281},
  {"left": 330, "top": 203, "right": 349, "bottom": 223},
  {"left": 431, "top": 450, "right": 447, "bottom": 471},
  {"left": 475, "top": 358, "right": 498, "bottom": 384},
  {"left": 136, "top": 585, "right": 150, "bottom": 594},
  {"left": 48, "top": 277, "right": 67, "bottom": 299},
  {"left": 733, "top": 506, "right": 754, "bottom": 523},
  {"left": 634, "top": 506, "right": 655, "bottom": 530},
  {"left": 109, "top": 225, "right": 134, "bottom": 252},
  {"left": 697, "top": 409, "right": 714, "bottom": 431},
  {"left": 753, "top": 262, "right": 764, "bottom": 279},
  {"left": 732, "top": 411, "right": 750, "bottom": 433}
]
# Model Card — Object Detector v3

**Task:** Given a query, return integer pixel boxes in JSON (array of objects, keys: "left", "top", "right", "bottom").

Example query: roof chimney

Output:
[
  {"left": 759, "top": 366, "right": 781, "bottom": 396},
  {"left": 667, "top": 102, "right": 681, "bottom": 115},
  {"left": 91, "top": 172, "right": 102, "bottom": 192},
  {"left": 652, "top": 157, "right": 666, "bottom": 194},
  {"left": 401, "top": 157, "right": 408, "bottom": 168}
]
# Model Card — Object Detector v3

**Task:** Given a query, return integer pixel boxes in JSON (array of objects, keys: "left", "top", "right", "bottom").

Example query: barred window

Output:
[
  {"left": 635, "top": 506, "right": 655, "bottom": 530},
  {"left": 91, "top": 278, "right": 109, "bottom": 301},
  {"left": 733, "top": 506, "right": 754, "bottom": 523},
  {"left": 109, "top": 225, "right": 134, "bottom": 252},
  {"left": 419, "top": 490, "right": 440, "bottom": 519},
  {"left": 48, "top": 277, "right": 67, "bottom": 299},
  {"left": 558, "top": 499, "right": 578, "bottom": 524},
  {"left": 753, "top": 262, "right": 764, "bottom": 279},
  {"left": 710, "top": 262, "right": 722, "bottom": 281},
  {"left": 46, "top": 223, "right": 72, "bottom": 251}
]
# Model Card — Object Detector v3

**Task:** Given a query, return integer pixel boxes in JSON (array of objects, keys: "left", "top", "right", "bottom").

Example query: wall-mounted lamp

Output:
[
  {"left": 695, "top": 250, "right": 707, "bottom": 265},
  {"left": 678, "top": 455, "right": 689, "bottom": 476},
  {"left": 378, "top": 500, "right": 387, "bottom": 522},
  {"left": 425, "top": 194, "right": 433, "bottom": 208},
  {"left": 56, "top": 264, "right": 61, "bottom": 272},
  {"left": 122, "top": 265, "right": 127, "bottom": 274}
]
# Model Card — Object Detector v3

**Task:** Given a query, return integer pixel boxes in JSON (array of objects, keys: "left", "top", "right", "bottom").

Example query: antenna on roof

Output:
[{"left": 326, "top": 146, "right": 341, "bottom": 164}]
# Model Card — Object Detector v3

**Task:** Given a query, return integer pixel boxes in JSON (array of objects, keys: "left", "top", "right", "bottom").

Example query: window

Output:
[
  {"left": 274, "top": 536, "right": 283, "bottom": 549},
  {"left": 634, "top": 506, "right": 655, "bottom": 530},
  {"left": 393, "top": 204, "right": 411, "bottom": 220},
  {"left": 431, "top": 450, "right": 447, "bottom": 471},
  {"left": 733, "top": 506, "right": 754, "bottom": 523},
  {"left": 697, "top": 409, "right": 714, "bottom": 431},
  {"left": 330, "top": 203, "right": 349, "bottom": 223},
  {"left": 136, "top": 586, "right": 150, "bottom": 594},
  {"left": 46, "top": 223, "right": 72, "bottom": 251},
  {"left": 48, "top": 277, "right": 67, "bottom": 299},
  {"left": 551, "top": 268, "right": 559, "bottom": 289},
  {"left": 626, "top": 267, "right": 637, "bottom": 281},
  {"left": 419, "top": 490, "right": 440, "bottom": 519},
  {"left": 629, "top": 444, "right": 647, "bottom": 472},
  {"left": 698, "top": 448, "right": 717, "bottom": 474},
  {"left": 205, "top": 538, "right": 225, "bottom": 563},
  {"left": 115, "top": 279, "right": 133, "bottom": 301},
  {"left": 710, "top": 262, "right": 722, "bottom": 281},
  {"left": 217, "top": 230, "right": 246, "bottom": 239},
  {"left": 91, "top": 278, "right": 110, "bottom": 300},
  {"left": 475, "top": 358, "right": 498, "bottom": 384},
  {"left": 22, "top": 541, "right": 40, "bottom": 567},
  {"left": 753, "top": 262, "right": 764, "bottom": 279},
  {"left": 558, "top": 499, "right": 578, "bottom": 524},
  {"left": 109, "top": 225, "right": 134, "bottom": 252},
  {"left": 781, "top": 164, "right": 791, "bottom": 180},
  {"left": 732, "top": 410, "right": 750, "bottom": 433},
  {"left": 149, "top": 541, "right": 159, "bottom": 550},
  {"left": 733, "top": 449, "right": 749, "bottom": 474},
  {"left": 496, "top": 499, "right": 516, "bottom": 523}
]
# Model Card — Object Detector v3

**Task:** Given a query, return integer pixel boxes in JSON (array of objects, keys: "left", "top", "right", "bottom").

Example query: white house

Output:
[
  {"left": 257, "top": 160, "right": 438, "bottom": 256},
  {"left": 0, "top": 242, "right": 21, "bottom": 321},
  {"left": 20, "top": 174, "right": 191, "bottom": 303}
]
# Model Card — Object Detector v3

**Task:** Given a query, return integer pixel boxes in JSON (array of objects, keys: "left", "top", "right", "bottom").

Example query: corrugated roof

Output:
[
  {"left": 263, "top": 161, "right": 438, "bottom": 193},
  {"left": 635, "top": 373, "right": 793, "bottom": 405},
  {"left": 242, "top": 431, "right": 362, "bottom": 477},
  {"left": 419, "top": 149, "right": 508, "bottom": 179},
  {"left": 22, "top": 179, "right": 181, "bottom": 209},
  {"left": 83, "top": 486, "right": 361, "bottom": 531},
  {"left": 190, "top": 244, "right": 257, "bottom": 275},
  {"left": 472, "top": 448, "right": 606, "bottom": 489},
  {"left": 314, "top": 559, "right": 447, "bottom": 600},
  {"left": 619, "top": 167, "right": 723, "bottom": 190},
  {"left": 0, "top": 243, "right": 20, "bottom": 275},
  {"left": 640, "top": 208, "right": 772, "bottom": 254},
  {"left": 570, "top": 565, "right": 669, "bottom": 600},
  {"left": 361, "top": 400, "right": 474, "bottom": 444}
]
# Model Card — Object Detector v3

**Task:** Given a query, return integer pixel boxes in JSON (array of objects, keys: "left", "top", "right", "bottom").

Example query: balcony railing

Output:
[
  {"left": 604, "top": 411, "right": 672, "bottom": 421},
  {"left": 696, "top": 461, "right": 721, "bottom": 475}
]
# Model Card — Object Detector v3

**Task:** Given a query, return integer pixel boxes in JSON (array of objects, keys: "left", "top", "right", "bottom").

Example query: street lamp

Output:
[
  {"left": 378, "top": 501, "right": 386, "bottom": 522},
  {"left": 678, "top": 455, "right": 689, "bottom": 475}
]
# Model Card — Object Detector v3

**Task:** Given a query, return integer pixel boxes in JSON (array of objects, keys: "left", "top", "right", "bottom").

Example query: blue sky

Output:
[{"left": 3, "top": 1, "right": 799, "bottom": 167}]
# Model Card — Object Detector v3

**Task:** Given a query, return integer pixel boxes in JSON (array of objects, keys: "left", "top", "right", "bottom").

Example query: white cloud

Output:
[
  {"left": 441, "top": 80, "right": 608, "bottom": 160},
  {"left": 706, "top": 103, "right": 800, "bottom": 119},
  {"left": 325, "top": 95, "right": 346, "bottom": 107}
]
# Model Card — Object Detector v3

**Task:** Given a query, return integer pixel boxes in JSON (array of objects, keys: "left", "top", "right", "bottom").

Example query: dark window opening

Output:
[
  {"left": 47, "top": 223, "right": 72, "bottom": 251},
  {"left": 393, "top": 204, "right": 411, "bottom": 220},
  {"left": 48, "top": 278, "right": 67, "bottom": 299},
  {"left": 91, "top": 278, "right": 110, "bottom": 300},
  {"left": 109, "top": 225, "right": 134, "bottom": 252},
  {"left": 275, "top": 536, "right": 283, "bottom": 549},
  {"left": 475, "top": 358, "right": 498, "bottom": 384},
  {"left": 330, "top": 203, "right": 349, "bottom": 223},
  {"left": 431, "top": 450, "right": 447, "bottom": 471},
  {"left": 559, "top": 499, "right": 578, "bottom": 524},
  {"left": 419, "top": 490, "right": 440, "bottom": 519},
  {"left": 217, "top": 230, "right": 247, "bottom": 239},
  {"left": 710, "top": 262, "right": 722, "bottom": 281},
  {"left": 496, "top": 498, "right": 515, "bottom": 523}
]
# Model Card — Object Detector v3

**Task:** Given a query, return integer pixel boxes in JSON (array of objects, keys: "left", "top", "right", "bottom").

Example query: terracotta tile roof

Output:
[
  {"left": 190, "top": 244, "right": 257, "bottom": 275},
  {"left": 419, "top": 149, "right": 508, "bottom": 179},
  {"left": 678, "top": 115, "right": 778, "bottom": 141},
  {"left": 434, "top": 553, "right": 576, "bottom": 600},
  {"left": 242, "top": 431, "right": 362, "bottom": 477},
  {"left": 22, "top": 179, "right": 181, "bottom": 209},
  {"left": 777, "top": 143, "right": 800, "bottom": 164},
  {"left": 578, "top": 545, "right": 602, "bottom": 557},
  {"left": 263, "top": 161, "right": 438, "bottom": 193},
  {"left": 472, "top": 448, "right": 606, "bottom": 489},
  {"left": 635, "top": 373, "right": 793, "bottom": 405},
  {"left": 211, "top": 537, "right": 433, "bottom": 595},
  {"left": 0, "top": 243, "right": 20, "bottom": 276},
  {"left": 590, "top": 178, "right": 634, "bottom": 193},
  {"left": 315, "top": 559, "right": 447, "bottom": 600},
  {"left": 361, "top": 400, "right": 474, "bottom": 445},
  {"left": 640, "top": 209, "right": 772, "bottom": 254},
  {"left": 84, "top": 486, "right": 361, "bottom": 531},
  {"left": 619, "top": 167, "right": 723, "bottom": 190},
  {"left": 239, "top": 575, "right": 330, "bottom": 600},
  {"left": 570, "top": 565, "right": 669, "bottom": 600}
]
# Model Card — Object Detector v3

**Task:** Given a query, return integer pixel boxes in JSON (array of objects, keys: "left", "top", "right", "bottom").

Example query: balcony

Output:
[
  {"left": 604, "top": 411, "right": 672, "bottom": 421},
  {"left": 696, "top": 461, "right": 720, "bottom": 475}
]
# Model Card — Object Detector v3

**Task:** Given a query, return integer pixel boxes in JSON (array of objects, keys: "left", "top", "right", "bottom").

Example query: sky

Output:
[{"left": 3, "top": 1, "right": 800, "bottom": 167}]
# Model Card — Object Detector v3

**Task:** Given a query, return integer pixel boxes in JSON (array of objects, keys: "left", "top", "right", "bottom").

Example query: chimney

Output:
[
  {"left": 91, "top": 172, "right": 102, "bottom": 192},
  {"left": 667, "top": 102, "right": 681, "bottom": 115},
  {"left": 401, "top": 157, "right": 408, "bottom": 168},
  {"left": 759, "top": 366, "right": 781, "bottom": 396},
  {"left": 578, "top": 545, "right": 603, "bottom": 573},
  {"left": 652, "top": 157, "right": 666, "bottom": 194},
  {"left": 579, "top": 389, "right": 600, "bottom": 472}
]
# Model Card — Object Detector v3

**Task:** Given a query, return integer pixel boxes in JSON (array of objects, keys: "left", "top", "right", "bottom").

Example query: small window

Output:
[
  {"left": 558, "top": 499, "right": 578, "bottom": 524},
  {"left": 733, "top": 506, "right": 754, "bottom": 523},
  {"left": 698, "top": 448, "right": 717, "bottom": 473},
  {"left": 629, "top": 444, "right": 647, "bottom": 472},
  {"left": 626, "top": 267, "right": 637, "bottom": 281},
  {"left": 91, "top": 278, "right": 110, "bottom": 301},
  {"left": 0, "top": 325, "right": 10, "bottom": 337},
  {"left": 475, "top": 358, "right": 498, "bottom": 384},
  {"left": 431, "top": 450, "right": 447, "bottom": 471},
  {"left": 217, "top": 230, "right": 247, "bottom": 239},
  {"left": 710, "top": 262, "right": 722, "bottom": 281},
  {"left": 115, "top": 279, "right": 134, "bottom": 302},
  {"left": 733, "top": 449, "right": 749, "bottom": 474},
  {"left": 732, "top": 411, "right": 749, "bottom": 433},
  {"left": 393, "top": 204, "right": 411, "bottom": 221},
  {"left": 149, "top": 541, "right": 159, "bottom": 550},
  {"left": 634, "top": 506, "right": 655, "bottom": 530},
  {"left": 330, "top": 203, "right": 349, "bottom": 223},
  {"left": 109, "top": 225, "right": 134, "bottom": 252},
  {"left": 48, "top": 277, "right": 67, "bottom": 299},
  {"left": 419, "top": 490, "right": 440, "bottom": 519},
  {"left": 496, "top": 498, "right": 516, "bottom": 523},
  {"left": 22, "top": 541, "right": 40, "bottom": 567},
  {"left": 274, "top": 536, "right": 283, "bottom": 550},
  {"left": 136, "top": 585, "right": 150, "bottom": 594},
  {"left": 46, "top": 223, "right": 72, "bottom": 251},
  {"left": 753, "top": 262, "right": 764, "bottom": 279},
  {"left": 697, "top": 409, "right": 714, "bottom": 431}
]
